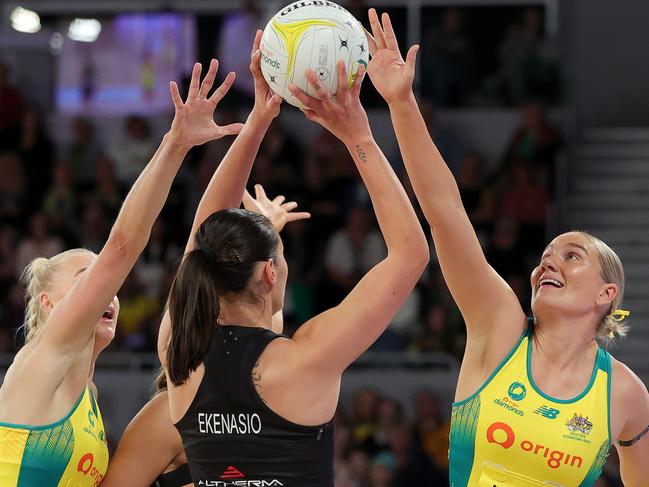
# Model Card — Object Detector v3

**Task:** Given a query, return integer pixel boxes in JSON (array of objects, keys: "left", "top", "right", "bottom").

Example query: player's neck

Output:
[
  {"left": 532, "top": 320, "right": 598, "bottom": 372},
  {"left": 218, "top": 299, "right": 272, "bottom": 330}
]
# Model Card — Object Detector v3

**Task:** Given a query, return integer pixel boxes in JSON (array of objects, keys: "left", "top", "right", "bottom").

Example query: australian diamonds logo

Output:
[{"left": 493, "top": 382, "right": 527, "bottom": 416}]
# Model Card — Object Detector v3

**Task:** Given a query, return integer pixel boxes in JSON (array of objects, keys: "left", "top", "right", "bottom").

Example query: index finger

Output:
[
  {"left": 368, "top": 8, "right": 387, "bottom": 50},
  {"left": 362, "top": 26, "right": 378, "bottom": 57},
  {"left": 254, "top": 184, "right": 268, "bottom": 201}
]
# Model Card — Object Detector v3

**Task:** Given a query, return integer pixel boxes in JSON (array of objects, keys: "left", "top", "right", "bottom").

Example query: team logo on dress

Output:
[
  {"left": 508, "top": 382, "right": 527, "bottom": 401},
  {"left": 566, "top": 414, "right": 593, "bottom": 435},
  {"left": 534, "top": 405, "right": 561, "bottom": 419}
]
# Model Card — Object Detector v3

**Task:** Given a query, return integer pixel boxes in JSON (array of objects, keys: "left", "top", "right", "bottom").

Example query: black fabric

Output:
[
  {"left": 174, "top": 325, "right": 334, "bottom": 487},
  {"left": 154, "top": 463, "right": 192, "bottom": 487}
]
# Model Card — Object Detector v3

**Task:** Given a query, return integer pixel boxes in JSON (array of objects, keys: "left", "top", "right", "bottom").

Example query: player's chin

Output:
[{"left": 95, "top": 320, "right": 117, "bottom": 347}]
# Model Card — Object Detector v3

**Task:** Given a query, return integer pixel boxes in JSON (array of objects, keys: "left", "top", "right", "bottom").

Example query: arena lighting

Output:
[
  {"left": 10, "top": 7, "right": 41, "bottom": 33},
  {"left": 67, "top": 18, "right": 102, "bottom": 42}
]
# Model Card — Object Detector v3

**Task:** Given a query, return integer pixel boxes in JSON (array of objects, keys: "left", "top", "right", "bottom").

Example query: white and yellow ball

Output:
[{"left": 259, "top": 0, "right": 369, "bottom": 107}]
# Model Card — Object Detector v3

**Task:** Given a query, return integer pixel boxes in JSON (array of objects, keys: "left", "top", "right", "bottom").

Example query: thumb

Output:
[
  {"left": 405, "top": 44, "right": 419, "bottom": 75},
  {"left": 217, "top": 123, "right": 245, "bottom": 137}
]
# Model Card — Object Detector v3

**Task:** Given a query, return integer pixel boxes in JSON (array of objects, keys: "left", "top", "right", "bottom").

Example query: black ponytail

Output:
[{"left": 166, "top": 208, "right": 279, "bottom": 385}]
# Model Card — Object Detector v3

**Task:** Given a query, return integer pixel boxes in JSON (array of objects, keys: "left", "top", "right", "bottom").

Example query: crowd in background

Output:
[{"left": 0, "top": 3, "right": 593, "bottom": 485}]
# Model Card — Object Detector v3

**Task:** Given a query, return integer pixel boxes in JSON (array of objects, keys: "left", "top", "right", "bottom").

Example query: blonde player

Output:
[
  {"left": 365, "top": 8, "right": 649, "bottom": 486},
  {"left": 0, "top": 59, "right": 242, "bottom": 486}
]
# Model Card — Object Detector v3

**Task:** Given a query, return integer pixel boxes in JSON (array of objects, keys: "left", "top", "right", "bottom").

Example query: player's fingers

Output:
[
  {"left": 209, "top": 71, "right": 236, "bottom": 105},
  {"left": 352, "top": 64, "right": 366, "bottom": 98},
  {"left": 286, "top": 211, "right": 311, "bottom": 222},
  {"left": 381, "top": 12, "right": 401, "bottom": 54},
  {"left": 289, "top": 84, "right": 322, "bottom": 112},
  {"left": 169, "top": 81, "right": 183, "bottom": 109},
  {"left": 281, "top": 201, "right": 298, "bottom": 211},
  {"left": 305, "top": 69, "right": 332, "bottom": 104},
  {"left": 336, "top": 60, "right": 350, "bottom": 94},
  {"left": 242, "top": 189, "right": 255, "bottom": 208},
  {"left": 188, "top": 62, "right": 202, "bottom": 98},
  {"left": 368, "top": 8, "right": 387, "bottom": 50},
  {"left": 199, "top": 59, "right": 219, "bottom": 98},
  {"left": 255, "top": 183, "right": 268, "bottom": 201},
  {"left": 252, "top": 29, "right": 262, "bottom": 55},
  {"left": 405, "top": 44, "right": 420, "bottom": 78},
  {"left": 363, "top": 26, "right": 378, "bottom": 57},
  {"left": 215, "top": 123, "right": 244, "bottom": 137},
  {"left": 272, "top": 195, "right": 286, "bottom": 206}
]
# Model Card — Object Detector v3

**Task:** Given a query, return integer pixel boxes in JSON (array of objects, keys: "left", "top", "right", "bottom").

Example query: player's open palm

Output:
[
  {"left": 243, "top": 184, "right": 310, "bottom": 233},
  {"left": 168, "top": 60, "right": 244, "bottom": 147},
  {"left": 366, "top": 8, "right": 419, "bottom": 105},
  {"left": 250, "top": 30, "right": 283, "bottom": 120},
  {"left": 288, "top": 60, "right": 371, "bottom": 145}
]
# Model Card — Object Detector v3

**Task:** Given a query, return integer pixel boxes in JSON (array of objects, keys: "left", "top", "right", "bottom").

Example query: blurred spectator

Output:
[
  {"left": 0, "top": 226, "right": 18, "bottom": 297},
  {"left": 0, "top": 151, "right": 25, "bottom": 222},
  {"left": 15, "top": 212, "right": 64, "bottom": 275},
  {"left": 88, "top": 155, "right": 123, "bottom": 219},
  {"left": 0, "top": 63, "right": 25, "bottom": 149},
  {"left": 363, "top": 397, "right": 403, "bottom": 456},
  {"left": 413, "top": 389, "right": 450, "bottom": 472},
  {"left": 351, "top": 388, "right": 380, "bottom": 446},
  {"left": 489, "top": 8, "right": 559, "bottom": 104},
  {"left": 136, "top": 219, "right": 181, "bottom": 298},
  {"left": 79, "top": 201, "right": 110, "bottom": 253},
  {"left": 113, "top": 271, "right": 160, "bottom": 351},
  {"left": 63, "top": 116, "right": 103, "bottom": 187},
  {"left": 393, "top": 100, "right": 462, "bottom": 176},
  {"left": 252, "top": 120, "right": 304, "bottom": 195},
  {"left": 19, "top": 107, "right": 54, "bottom": 212},
  {"left": 43, "top": 162, "right": 77, "bottom": 242},
  {"left": 503, "top": 101, "right": 561, "bottom": 191},
  {"left": 369, "top": 452, "right": 396, "bottom": 487},
  {"left": 109, "top": 115, "right": 157, "bottom": 187},
  {"left": 414, "top": 303, "right": 461, "bottom": 357},
  {"left": 499, "top": 164, "right": 548, "bottom": 225},
  {"left": 322, "top": 206, "right": 386, "bottom": 308},
  {"left": 388, "top": 422, "right": 447, "bottom": 486},
  {"left": 457, "top": 153, "right": 486, "bottom": 216},
  {"left": 422, "top": 9, "right": 472, "bottom": 107}
]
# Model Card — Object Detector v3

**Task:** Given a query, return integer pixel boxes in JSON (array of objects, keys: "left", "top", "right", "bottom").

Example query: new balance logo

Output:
[
  {"left": 534, "top": 405, "right": 560, "bottom": 419},
  {"left": 221, "top": 466, "right": 245, "bottom": 479}
]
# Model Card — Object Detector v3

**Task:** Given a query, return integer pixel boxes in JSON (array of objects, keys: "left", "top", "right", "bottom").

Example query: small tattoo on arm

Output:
[
  {"left": 252, "top": 359, "right": 268, "bottom": 406},
  {"left": 355, "top": 144, "right": 367, "bottom": 163}
]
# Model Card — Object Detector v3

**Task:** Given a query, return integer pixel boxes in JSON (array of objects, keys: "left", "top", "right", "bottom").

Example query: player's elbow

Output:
[{"left": 105, "top": 228, "right": 148, "bottom": 260}]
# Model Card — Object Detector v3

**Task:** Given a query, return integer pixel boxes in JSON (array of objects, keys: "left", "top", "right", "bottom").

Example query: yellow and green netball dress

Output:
[
  {"left": 450, "top": 326, "right": 611, "bottom": 487},
  {"left": 0, "top": 386, "right": 108, "bottom": 487}
]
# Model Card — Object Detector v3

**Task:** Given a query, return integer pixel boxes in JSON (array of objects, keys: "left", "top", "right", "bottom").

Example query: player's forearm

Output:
[
  {"left": 388, "top": 94, "right": 465, "bottom": 223},
  {"left": 110, "top": 134, "right": 188, "bottom": 253},
  {"left": 345, "top": 135, "right": 427, "bottom": 259},
  {"left": 188, "top": 113, "right": 273, "bottom": 250}
]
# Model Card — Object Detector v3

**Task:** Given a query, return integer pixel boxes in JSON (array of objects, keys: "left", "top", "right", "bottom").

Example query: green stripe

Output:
[
  {"left": 578, "top": 439, "right": 611, "bottom": 487},
  {"left": 449, "top": 394, "right": 481, "bottom": 487},
  {"left": 16, "top": 420, "right": 74, "bottom": 486}
]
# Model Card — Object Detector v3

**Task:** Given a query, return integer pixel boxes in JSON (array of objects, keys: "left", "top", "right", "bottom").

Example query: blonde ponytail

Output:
[{"left": 574, "top": 232, "right": 628, "bottom": 344}]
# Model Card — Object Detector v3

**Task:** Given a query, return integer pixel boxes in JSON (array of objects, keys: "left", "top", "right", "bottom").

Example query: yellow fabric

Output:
[
  {"left": 0, "top": 386, "right": 108, "bottom": 487},
  {"left": 450, "top": 330, "right": 611, "bottom": 487}
]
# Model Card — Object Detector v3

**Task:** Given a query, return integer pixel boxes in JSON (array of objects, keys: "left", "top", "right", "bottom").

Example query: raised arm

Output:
[
  {"left": 40, "top": 60, "right": 242, "bottom": 359},
  {"left": 366, "top": 9, "right": 525, "bottom": 341},
  {"left": 243, "top": 185, "right": 311, "bottom": 334},
  {"left": 287, "top": 61, "right": 429, "bottom": 376},
  {"left": 158, "top": 31, "right": 282, "bottom": 360}
]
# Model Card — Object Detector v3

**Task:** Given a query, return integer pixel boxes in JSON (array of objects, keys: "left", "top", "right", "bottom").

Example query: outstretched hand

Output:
[
  {"left": 366, "top": 8, "right": 419, "bottom": 105},
  {"left": 250, "top": 30, "right": 283, "bottom": 121},
  {"left": 167, "top": 60, "right": 244, "bottom": 147},
  {"left": 243, "top": 184, "right": 310, "bottom": 233},
  {"left": 288, "top": 61, "right": 371, "bottom": 145}
]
